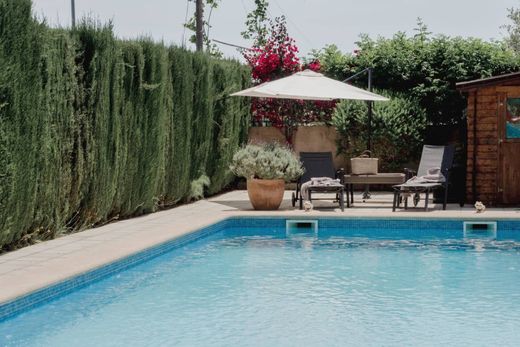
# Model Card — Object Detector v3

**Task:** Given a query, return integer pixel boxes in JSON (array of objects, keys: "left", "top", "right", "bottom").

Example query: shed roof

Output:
[{"left": 456, "top": 71, "right": 520, "bottom": 91}]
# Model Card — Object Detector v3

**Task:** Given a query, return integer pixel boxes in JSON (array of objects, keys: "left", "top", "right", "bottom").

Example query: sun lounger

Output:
[
  {"left": 292, "top": 152, "right": 345, "bottom": 211},
  {"left": 392, "top": 145, "right": 455, "bottom": 211}
]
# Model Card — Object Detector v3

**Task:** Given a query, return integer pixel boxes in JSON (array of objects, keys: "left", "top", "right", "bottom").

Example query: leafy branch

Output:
[{"left": 241, "top": 0, "right": 270, "bottom": 46}]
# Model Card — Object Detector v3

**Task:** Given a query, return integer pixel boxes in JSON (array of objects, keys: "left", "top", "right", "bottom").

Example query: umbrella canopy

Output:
[{"left": 231, "top": 69, "right": 388, "bottom": 101}]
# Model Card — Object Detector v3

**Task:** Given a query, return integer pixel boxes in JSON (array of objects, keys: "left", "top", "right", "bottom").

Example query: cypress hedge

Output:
[{"left": 0, "top": 0, "right": 250, "bottom": 250}]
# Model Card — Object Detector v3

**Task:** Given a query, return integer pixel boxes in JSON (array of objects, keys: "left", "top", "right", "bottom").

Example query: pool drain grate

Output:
[
  {"left": 463, "top": 221, "right": 497, "bottom": 239},
  {"left": 286, "top": 220, "right": 318, "bottom": 236}
]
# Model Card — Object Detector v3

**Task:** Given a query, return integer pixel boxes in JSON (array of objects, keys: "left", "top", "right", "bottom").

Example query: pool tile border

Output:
[
  {"left": 0, "top": 220, "right": 228, "bottom": 322},
  {"left": 228, "top": 215, "right": 520, "bottom": 231}
]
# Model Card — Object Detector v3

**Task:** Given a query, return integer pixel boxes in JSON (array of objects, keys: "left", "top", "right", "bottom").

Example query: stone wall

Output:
[{"left": 248, "top": 126, "right": 347, "bottom": 169}]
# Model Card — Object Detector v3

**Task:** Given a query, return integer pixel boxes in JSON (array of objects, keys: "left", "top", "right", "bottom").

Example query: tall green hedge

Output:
[{"left": 0, "top": 0, "right": 250, "bottom": 249}]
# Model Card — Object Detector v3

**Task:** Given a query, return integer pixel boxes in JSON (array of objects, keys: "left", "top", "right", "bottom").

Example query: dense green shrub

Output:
[
  {"left": 333, "top": 90, "right": 427, "bottom": 171},
  {"left": 314, "top": 24, "right": 519, "bottom": 175},
  {"left": 315, "top": 28, "right": 519, "bottom": 126},
  {"left": 0, "top": 0, "right": 250, "bottom": 250}
]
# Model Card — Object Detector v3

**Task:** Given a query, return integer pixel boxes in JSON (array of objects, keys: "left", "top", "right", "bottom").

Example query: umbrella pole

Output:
[
  {"left": 343, "top": 67, "right": 374, "bottom": 151},
  {"left": 367, "top": 67, "right": 373, "bottom": 151},
  {"left": 367, "top": 102, "right": 372, "bottom": 151},
  {"left": 363, "top": 101, "right": 372, "bottom": 200},
  {"left": 344, "top": 67, "right": 377, "bottom": 200},
  {"left": 364, "top": 68, "right": 373, "bottom": 200}
]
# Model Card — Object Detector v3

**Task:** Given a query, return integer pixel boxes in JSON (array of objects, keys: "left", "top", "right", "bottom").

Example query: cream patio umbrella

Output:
[
  {"left": 231, "top": 69, "right": 388, "bottom": 102},
  {"left": 231, "top": 69, "right": 389, "bottom": 151}
]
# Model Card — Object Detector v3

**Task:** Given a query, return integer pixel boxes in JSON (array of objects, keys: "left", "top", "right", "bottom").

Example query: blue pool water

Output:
[{"left": 1, "top": 219, "right": 520, "bottom": 346}]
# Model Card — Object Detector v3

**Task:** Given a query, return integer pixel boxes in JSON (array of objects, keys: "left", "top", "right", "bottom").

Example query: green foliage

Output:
[
  {"left": 241, "top": 0, "right": 270, "bottom": 46},
  {"left": 315, "top": 22, "right": 519, "bottom": 126},
  {"left": 0, "top": 0, "right": 250, "bottom": 250},
  {"left": 307, "top": 44, "right": 352, "bottom": 81},
  {"left": 333, "top": 90, "right": 427, "bottom": 171},
  {"left": 503, "top": 6, "right": 520, "bottom": 53},
  {"left": 230, "top": 143, "right": 303, "bottom": 182},
  {"left": 189, "top": 175, "right": 211, "bottom": 201},
  {"left": 311, "top": 21, "right": 519, "bottom": 172}
]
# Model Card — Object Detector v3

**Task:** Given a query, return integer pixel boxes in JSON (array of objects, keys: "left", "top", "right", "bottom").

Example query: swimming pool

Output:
[{"left": 1, "top": 218, "right": 520, "bottom": 346}]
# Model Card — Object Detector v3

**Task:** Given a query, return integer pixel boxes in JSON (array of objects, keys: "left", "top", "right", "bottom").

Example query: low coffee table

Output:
[{"left": 344, "top": 173, "right": 406, "bottom": 207}]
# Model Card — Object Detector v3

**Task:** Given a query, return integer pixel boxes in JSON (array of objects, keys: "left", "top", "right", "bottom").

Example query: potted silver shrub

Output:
[{"left": 230, "top": 143, "right": 303, "bottom": 210}]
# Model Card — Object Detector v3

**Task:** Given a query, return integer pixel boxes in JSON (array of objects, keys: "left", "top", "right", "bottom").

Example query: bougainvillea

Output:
[
  {"left": 243, "top": 17, "right": 300, "bottom": 83},
  {"left": 242, "top": 17, "right": 336, "bottom": 140}
]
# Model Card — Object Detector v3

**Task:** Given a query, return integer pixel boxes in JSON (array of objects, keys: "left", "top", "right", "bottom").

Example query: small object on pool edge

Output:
[
  {"left": 475, "top": 201, "right": 486, "bottom": 213},
  {"left": 303, "top": 200, "right": 313, "bottom": 212}
]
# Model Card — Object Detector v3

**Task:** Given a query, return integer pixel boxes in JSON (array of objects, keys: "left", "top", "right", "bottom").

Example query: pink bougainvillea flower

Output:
[{"left": 242, "top": 18, "right": 336, "bottom": 140}]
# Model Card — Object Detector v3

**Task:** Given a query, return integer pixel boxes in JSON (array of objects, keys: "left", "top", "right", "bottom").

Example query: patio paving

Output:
[{"left": 1, "top": 189, "right": 519, "bottom": 304}]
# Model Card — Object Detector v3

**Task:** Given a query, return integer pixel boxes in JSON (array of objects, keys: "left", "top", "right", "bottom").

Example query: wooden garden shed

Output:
[{"left": 457, "top": 72, "right": 520, "bottom": 206}]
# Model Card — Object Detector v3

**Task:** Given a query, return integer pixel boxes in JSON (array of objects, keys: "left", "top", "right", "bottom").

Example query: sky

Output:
[{"left": 32, "top": 0, "right": 519, "bottom": 61}]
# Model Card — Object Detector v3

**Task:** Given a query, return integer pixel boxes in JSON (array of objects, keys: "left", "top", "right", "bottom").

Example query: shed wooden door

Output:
[{"left": 498, "top": 90, "right": 520, "bottom": 204}]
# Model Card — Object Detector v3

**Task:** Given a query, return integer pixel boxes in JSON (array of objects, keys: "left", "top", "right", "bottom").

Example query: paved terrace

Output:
[{"left": 1, "top": 190, "right": 519, "bottom": 304}]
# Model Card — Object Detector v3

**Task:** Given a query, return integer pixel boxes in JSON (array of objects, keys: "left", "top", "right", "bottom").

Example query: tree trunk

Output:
[{"left": 195, "top": 0, "right": 204, "bottom": 52}]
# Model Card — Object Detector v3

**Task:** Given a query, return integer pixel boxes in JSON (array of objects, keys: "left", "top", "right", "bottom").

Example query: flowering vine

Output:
[{"left": 242, "top": 17, "right": 336, "bottom": 141}]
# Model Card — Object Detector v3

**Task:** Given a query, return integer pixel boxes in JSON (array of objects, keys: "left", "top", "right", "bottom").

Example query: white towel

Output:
[
  {"left": 406, "top": 167, "right": 445, "bottom": 184},
  {"left": 301, "top": 177, "right": 342, "bottom": 201}
]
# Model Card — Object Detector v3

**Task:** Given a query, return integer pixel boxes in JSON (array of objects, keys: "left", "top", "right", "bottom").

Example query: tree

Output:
[
  {"left": 243, "top": 16, "right": 300, "bottom": 83},
  {"left": 307, "top": 44, "right": 354, "bottom": 81},
  {"left": 183, "top": 0, "right": 222, "bottom": 57},
  {"left": 333, "top": 90, "right": 427, "bottom": 171},
  {"left": 315, "top": 21, "right": 519, "bottom": 126},
  {"left": 241, "top": 0, "right": 270, "bottom": 46},
  {"left": 503, "top": 6, "right": 520, "bottom": 53}
]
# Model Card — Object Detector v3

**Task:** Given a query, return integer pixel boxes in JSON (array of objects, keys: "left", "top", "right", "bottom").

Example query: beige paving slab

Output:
[{"left": 1, "top": 190, "right": 519, "bottom": 305}]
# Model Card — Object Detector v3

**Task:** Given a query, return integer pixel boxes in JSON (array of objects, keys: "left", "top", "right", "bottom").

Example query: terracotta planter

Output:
[{"left": 246, "top": 178, "right": 285, "bottom": 210}]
